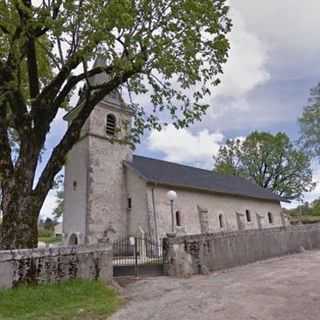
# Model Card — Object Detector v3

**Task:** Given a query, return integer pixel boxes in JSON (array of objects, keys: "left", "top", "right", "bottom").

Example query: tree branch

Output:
[
  {"left": 33, "top": 52, "right": 83, "bottom": 108},
  {"left": 34, "top": 61, "right": 144, "bottom": 201},
  {"left": 0, "top": 103, "right": 14, "bottom": 181}
]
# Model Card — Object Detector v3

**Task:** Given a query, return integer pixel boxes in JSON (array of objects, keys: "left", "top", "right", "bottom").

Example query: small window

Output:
[
  {"left": 128, "top": 198, "right": 132, "bottom": 210},
  {"left": 219, "top": 214, "right": 224, "bottom": 229},
  {"left": 268, "top": 212, "right": 273, "bottom": 224},
  {"left": 106, "top": 114, "right": 116, "bottom": 136},
  {"left": 246, "top": 209, "right": 251, "bottom": 222},
  {"left": 69, "top": 233, "right": 78, "bottom": 245},
  {"left": 73, "top": 181, "right": 77, "bottom": 191},
  {"left": 176, "top": 211, "right": 181, "bottom": 227}
]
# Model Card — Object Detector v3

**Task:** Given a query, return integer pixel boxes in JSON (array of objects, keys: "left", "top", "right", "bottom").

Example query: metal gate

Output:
[{"left": 112, "top": 235, "right": 163, "bottom": 277}]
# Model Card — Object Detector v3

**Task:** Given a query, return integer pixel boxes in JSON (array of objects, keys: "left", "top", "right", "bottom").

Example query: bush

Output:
[{"left": 38, "top": 228, "right": 53, "bottom": 238}]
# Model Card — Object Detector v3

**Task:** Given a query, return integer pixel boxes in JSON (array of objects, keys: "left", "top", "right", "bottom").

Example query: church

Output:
[{"left": 63, "top": 63, "right": 287, "bottom": 245}]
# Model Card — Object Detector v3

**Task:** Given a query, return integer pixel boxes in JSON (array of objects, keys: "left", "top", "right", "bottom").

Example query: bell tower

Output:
[{"left": 63, "top": 57, "right": 133, "bottom": 244}]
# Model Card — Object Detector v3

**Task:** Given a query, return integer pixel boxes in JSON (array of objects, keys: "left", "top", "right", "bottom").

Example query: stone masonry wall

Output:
[
  {"left": 151, "top": 185, "right": 283, "bottom": 238},
  {"left": 164, "top": 224, "right": 320, "bottom": 277},
  {"left": 0, "top": 244, "right": 112, "bottom": 289}
]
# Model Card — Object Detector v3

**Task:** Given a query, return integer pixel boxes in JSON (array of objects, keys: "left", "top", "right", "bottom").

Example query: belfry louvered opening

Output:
[{"left": 106, "top": 113, "right": 116, "bottom": 136}]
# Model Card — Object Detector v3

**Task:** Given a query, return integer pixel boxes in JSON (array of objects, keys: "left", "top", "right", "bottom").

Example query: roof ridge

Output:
[
  {"left": 132, "top": 154, "right": 257, "bottom": 184},
  {"left": 133, "top": 154, "right": 217, "bottom": 175},
  {"left": 131, "top": 154, "right": 286, "bottom": 202}
]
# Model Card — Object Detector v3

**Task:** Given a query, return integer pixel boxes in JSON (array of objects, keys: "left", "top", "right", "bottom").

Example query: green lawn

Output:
[
  {"left": 289, "top": 215, "right": 320, "bottom": 225},
  {"left": 38, "top": 235, "right": 62, "bottom": 245},
  {"left": 0, "top": 280, "right": 122, "bottom": 320}
]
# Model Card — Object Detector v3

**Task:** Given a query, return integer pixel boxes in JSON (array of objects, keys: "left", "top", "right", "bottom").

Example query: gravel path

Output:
[{"left": 111, "top": 251, "right": 320, "bottom": 320}]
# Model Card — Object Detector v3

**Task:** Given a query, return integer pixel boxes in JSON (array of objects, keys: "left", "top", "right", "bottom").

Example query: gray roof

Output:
[{"left": 126, "top": 155, "right": 285, "bottom": 203}]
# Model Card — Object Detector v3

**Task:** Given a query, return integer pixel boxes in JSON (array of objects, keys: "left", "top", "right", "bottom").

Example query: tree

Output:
[
  {"left": 214, "top": 131, "right": 314, "bottom": 200},
  {"left": 52, "top": 189, "right": 64, "bottom": 222},
  {"left": 43, "top": 217, "right": 55, "bottom": 231},
  {"left": 0, "top": 0, "right": 231, "bottom": 249},
  {"left": 299, "top": 83, "right": 320, "bottom": 158}
]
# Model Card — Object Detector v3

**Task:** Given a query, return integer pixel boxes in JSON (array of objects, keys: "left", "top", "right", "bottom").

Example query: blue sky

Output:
[{"left": 40, "top": 0, "right": 320, "bottom": 217}]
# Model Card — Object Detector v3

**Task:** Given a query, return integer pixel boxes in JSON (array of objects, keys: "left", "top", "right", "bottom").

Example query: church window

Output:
[
  {"left": 69, "top": 233, "right": 78, "bottom": 245},
  {"left": 246, "top": 209, "right": 251, "bottom": 222},
  {"left": 176, "top": 211, "right": 181, "bottom": 227},
  {"left": 106, "top": 114, "right": 116, "bottom": 136},
  {"left": 268, "top": 212, "right": 273, "bottom": 224},
  {"left": 128, "top": 198, "right": 132, "bottom": 210},
  {"left": 219, "top": 214, "right": 224, "bottom": 229}
]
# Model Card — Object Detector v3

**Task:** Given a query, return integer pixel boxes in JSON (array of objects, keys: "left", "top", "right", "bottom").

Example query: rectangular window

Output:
[
  {"left": 246, "top": 209, "right": 251, "bottom": 222},
  {"left": 128, "top": 198, "right": 132, "bottom": 210}
]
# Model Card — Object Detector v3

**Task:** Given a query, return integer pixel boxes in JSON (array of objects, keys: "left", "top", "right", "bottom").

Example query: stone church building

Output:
[{"left": 63, "top": 65, "right": 286, "bottom": 245}]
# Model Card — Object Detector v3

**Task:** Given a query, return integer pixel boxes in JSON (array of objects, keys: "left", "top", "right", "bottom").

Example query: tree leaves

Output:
[
  {"left": 299, "top": 83, "right": 320, "bottom": 158},
  {"left": 214, "top": 131, "right": 315, "bottom": 200},
  {"left": 0, "top": 0, "right": 232, "bottom": 248}
]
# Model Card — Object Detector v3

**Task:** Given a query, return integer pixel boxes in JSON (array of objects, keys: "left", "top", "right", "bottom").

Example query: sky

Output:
[{"left": 40, "top": 0, "right": 320, "bottom": 218}]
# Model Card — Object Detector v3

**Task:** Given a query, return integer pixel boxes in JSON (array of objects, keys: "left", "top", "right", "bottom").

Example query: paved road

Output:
[{"left": 111, "top": 251, "right": 320, "bottom": 320}]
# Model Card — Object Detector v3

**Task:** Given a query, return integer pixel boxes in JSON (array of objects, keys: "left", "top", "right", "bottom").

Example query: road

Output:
[{"left": 111, "top": 250, "right": 320, "bottom": 320}]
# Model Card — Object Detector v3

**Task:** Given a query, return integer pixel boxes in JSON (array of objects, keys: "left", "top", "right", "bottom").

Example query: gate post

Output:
[{"left": 134, "top": 237, "right": 138, "bottom": 277}]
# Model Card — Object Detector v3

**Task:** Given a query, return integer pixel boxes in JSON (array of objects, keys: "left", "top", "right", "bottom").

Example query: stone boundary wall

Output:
[
  {"left": 163, "top": 224, "right": 320, "bottom": 277},
  {"left": 0, "top": 244, "right": 112, "bottom": 289}
]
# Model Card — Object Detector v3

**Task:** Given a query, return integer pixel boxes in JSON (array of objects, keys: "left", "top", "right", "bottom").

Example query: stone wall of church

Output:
[
  {"left": 63, "top": 138, "right": 89, "bottom": 244},
  {"left": 150, "top": 185, "right": 284, "bottom": 238},
  {"left": 126, "top": 167, "right": 150, "bottom": 236},
  {"left": 85, "top": 104, "right": 133, "bottom": 244}
]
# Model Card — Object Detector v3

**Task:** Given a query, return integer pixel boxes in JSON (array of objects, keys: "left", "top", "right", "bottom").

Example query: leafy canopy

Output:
[
  {"left": 299, "top": 82, "right": 320, "bottom": 158},
  {"left": 0, "top": 0, "right": 231, "bottom": 248},
  {"left": 214, "top": 131, "right": 315, "bottom": 200},
  {"left": 0, "top": 0, "right": 231, "bottom": 144},
  {"left": 0, "top": 0, "right": 231, "bottom": 191}
]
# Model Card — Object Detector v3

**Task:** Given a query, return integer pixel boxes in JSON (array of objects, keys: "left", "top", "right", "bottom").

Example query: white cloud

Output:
[
  {"left": 199, "top": 5, "right": 272, "bottom": 129},
  {"left": 147, "top": 124, "right": 224, "bottom": 169},
  {"left": 232, "top": 1, "right": 320, "bottom": 52},
  {"left": 214, "top": 7, "right": 270, "bottom": 98}
]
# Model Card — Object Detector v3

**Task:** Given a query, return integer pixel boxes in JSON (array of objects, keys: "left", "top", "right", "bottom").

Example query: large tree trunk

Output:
[{"left": 0, "top": 182, "right": 42, "bottom": 250}]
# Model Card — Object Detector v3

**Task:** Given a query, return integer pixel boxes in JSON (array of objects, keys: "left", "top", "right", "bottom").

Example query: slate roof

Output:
[{"left": 125, "top": 155, "right": 286, "bottom": 203}]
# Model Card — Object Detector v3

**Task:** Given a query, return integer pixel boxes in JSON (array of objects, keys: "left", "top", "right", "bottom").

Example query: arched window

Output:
[
  {"left": 176, "top": 211, "right": 181, "bottom": 227},
  {"left": 268, "top": 212, "right": 273, "bottom": 224},
  {"left": 246, "top": 209, "right": 251, "bottom": 222},
  {"left": 106, "top": 114, "right": 116, "bottom": 136},
  {"left": 219, "top": 214, "right": 224, "bottom": 229},
  {"left": 69, "top": 233, "right": 78, "bottom": 245}
]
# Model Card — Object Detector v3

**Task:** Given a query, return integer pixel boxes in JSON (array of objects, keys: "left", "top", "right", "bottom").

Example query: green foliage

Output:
[
  {"left": 288, "top": 214, "right": 320, "bottom": 225},
  {"left": 285, "top": 198, "right": 320, "bottom": 227},
  {"left": 0, "top": 0, "right": 232, "bottom": 249},
  {"left": 52, "top": 189, "right": 64, "bottom": 221},
  {"left": 38, "top": 228, "right": 54, "bottom": 238},
  {"left": 214, "top": 131, "right": 315, "bottom": 200},
  {"left": 0, "top": 280, "right": 121, "bottom": 320},
  {"left": 38, "top": 234, "right": 62, "bottom": 245},
  {"left": 0, "top": 0, "right": 232, "bottom": 142},
  {"left": 299, "top": 83, "right": 320, "bottom": 158}
]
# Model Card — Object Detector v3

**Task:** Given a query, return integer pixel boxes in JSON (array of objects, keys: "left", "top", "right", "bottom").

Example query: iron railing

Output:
[{"left": 112, "top": 235, "right": 163, "bottom": 266}]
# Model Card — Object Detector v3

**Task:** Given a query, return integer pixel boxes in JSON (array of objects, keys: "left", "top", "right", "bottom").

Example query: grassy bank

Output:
[
  {"left": 0, "top": 280, "right": 121, "bottom": 320},
  {"left": 289, "top": 215, "right": 320, "bottom": 225}
]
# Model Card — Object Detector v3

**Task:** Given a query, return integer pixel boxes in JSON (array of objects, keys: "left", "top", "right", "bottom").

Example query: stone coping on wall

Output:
[
  {"left": 164, "top": 223, "right": 320, "bottom": 278},
  {"left": 167, "top": 224, "right": 320, "bottom": 244},
  {"left": 0, "top": 243, "right": 111, "bottom": 263}
]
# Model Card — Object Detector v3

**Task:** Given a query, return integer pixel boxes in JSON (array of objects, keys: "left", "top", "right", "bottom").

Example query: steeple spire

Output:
[{"left": 88, "top": 55, "right": 126, "bottom": 109}]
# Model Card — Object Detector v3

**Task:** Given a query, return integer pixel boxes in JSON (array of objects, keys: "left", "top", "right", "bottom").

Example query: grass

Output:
[
  {"left": 38, "top": 235, "right": 62, "bottom": 245},
  {"left": 289, "top": 215, "right": 320, "bottom": 225},
  {"left": 0, "top": 280, "right": 122, "bottom": 320}
]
